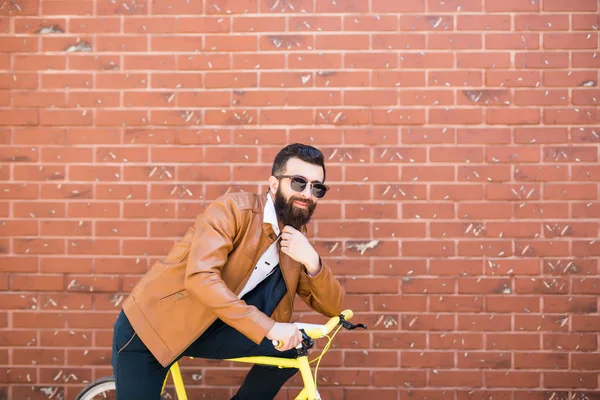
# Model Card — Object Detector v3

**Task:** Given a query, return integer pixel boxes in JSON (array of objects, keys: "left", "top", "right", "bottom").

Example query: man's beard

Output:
[{"left": 274, "top": 187, "right": 316, "bottom": 230}]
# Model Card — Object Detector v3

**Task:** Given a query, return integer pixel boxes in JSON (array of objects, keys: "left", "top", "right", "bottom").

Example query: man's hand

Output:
[
  {"left": 266, "top": 322, "right": 302, "bottom": 351},
  {"left": 280, "top": 225, "right": 321, "bottom": 275}
]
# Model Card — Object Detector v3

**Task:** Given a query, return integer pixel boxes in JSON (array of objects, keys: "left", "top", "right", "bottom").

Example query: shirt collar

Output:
[{"left": 264, "top": 192, "right": 280, "bottom": 235}]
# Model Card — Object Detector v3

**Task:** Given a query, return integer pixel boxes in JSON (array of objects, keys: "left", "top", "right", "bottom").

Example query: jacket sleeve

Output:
[
  {"left": 296, "top": 258, "right": 345, "bottom": 317},
  {"left": 183, "top": 197, "right": 275, "bottom": 344}
]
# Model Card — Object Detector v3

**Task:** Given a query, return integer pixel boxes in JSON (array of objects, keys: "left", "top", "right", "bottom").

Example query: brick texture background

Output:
[{"left": 1, "top": 0, "right": 599, "bottom": 399}]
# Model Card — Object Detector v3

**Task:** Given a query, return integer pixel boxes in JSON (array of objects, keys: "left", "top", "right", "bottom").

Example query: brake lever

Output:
[
  {"left": 341, "top": 320, "right": 367, "bottom": 330},
  {"left": 338, "top": 314, "right": 367, "bottom": 330}
]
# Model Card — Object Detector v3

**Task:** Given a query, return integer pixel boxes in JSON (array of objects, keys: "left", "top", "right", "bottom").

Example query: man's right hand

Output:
[{"left": 266, "top": 322, "right": 302, "bottom": 351}]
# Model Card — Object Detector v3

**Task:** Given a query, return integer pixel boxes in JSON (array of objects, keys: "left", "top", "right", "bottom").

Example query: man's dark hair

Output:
[{"left": 271, "top": 143, "right": 326, "bottom": 182}]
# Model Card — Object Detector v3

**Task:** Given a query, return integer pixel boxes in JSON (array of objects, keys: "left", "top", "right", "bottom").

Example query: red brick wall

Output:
[{"left": 1, "top": 0, "right": 599, "bottom": 399}]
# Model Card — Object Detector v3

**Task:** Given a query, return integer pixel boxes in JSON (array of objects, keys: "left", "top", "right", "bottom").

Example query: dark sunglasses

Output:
[{"left": 276, "top": 175, "right": 329, "bottom": 198}]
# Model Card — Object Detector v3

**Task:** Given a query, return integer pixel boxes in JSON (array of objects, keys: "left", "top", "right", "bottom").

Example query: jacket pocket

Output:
[{"left": 160, "top": 289, "right": 190, "bottom": 307}]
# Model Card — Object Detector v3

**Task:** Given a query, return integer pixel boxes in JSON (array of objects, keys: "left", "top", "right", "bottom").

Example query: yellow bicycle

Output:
[{"left": 76, "top": 310, "right": 365, "bottom": 400}]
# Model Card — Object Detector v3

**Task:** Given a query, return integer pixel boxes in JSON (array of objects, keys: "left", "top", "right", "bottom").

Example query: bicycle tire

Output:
[{"left": 74, "top": 376, "right": 116, "bottom": 400}]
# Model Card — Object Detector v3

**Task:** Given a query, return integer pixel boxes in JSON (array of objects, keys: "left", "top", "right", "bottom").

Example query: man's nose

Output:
[{"left": 300, "top": 184, "right": 312, "bottom": 199}]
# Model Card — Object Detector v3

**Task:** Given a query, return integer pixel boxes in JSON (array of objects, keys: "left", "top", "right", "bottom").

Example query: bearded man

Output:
[{"left": 111, "top": 143, "right": 345, "bottom": 399}]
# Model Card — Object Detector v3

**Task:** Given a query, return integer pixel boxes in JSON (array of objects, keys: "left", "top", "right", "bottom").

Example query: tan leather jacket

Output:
[{"left": 122, "top": 192, "right": 345, "bottom": 367}]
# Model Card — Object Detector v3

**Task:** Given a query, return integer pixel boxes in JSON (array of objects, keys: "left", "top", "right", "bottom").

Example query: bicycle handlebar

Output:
[{"left": 272, "top": 309, "right": 355, "bottom": 349}]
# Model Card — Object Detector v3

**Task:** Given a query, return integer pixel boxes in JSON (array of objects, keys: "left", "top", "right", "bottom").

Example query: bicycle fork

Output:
[{"left": 295, "top": 356, "right": 321, "bottom": 400}]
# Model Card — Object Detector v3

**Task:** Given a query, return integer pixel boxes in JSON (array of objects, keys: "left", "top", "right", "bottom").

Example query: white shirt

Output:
[{"left": 238, "top": 193, "right": 281, "bottom": 299}]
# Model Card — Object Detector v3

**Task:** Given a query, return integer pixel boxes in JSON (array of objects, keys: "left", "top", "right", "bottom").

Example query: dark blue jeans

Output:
[{"left": 111, "top": 267, "right": 297, "bottom": 400}]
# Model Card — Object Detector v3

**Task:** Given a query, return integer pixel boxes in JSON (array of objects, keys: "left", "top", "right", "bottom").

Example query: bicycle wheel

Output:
[{"left": 75, "top": 376, "right": 116, "bottom": 400}]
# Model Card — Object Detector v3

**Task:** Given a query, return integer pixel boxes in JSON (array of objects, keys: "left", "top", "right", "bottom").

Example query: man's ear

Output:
[{"left": 268, "top": 176, "right": 278, "bottom": 195}]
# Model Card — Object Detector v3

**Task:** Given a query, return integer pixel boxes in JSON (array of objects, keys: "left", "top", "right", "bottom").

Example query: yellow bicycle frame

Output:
[
  {"left": 164, "top": 354, "right": 318, "bottom": 400},
  {"left": 161, "top": 310, "right": 354, "bottom": 400}
]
